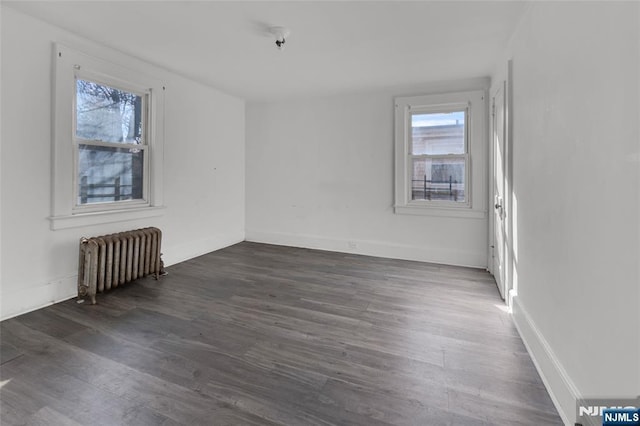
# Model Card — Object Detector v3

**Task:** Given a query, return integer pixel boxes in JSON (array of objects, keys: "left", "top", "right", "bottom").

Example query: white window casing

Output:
[
  {"left": 50, "top": 43, "right": 165, "bottom": 230},
  {"left": 394, "top": 90, "right": 487, "bottom": 218}
]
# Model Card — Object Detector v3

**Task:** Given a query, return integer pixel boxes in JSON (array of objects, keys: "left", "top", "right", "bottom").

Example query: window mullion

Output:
[
  {"left": 410, "top": 153, "right": 466, "bottom": 160},
  {"left": 76, "top": 139, "right": 147, "bottom": 150}
]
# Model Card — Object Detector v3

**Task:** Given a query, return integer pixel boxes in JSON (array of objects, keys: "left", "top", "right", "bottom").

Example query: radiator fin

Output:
[{"left": 77, "top": 227, "right": 163, "bottom": 304}]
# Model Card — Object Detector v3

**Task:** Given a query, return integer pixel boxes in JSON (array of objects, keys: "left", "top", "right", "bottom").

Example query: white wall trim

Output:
[
  {"left": 162, "top": 232, "right": 244, "bottom": 267},
  {"left": 394, "top": 89, "right": 488, "bottom": 217},
  {"left": 246, "top": 230, "right": 487, "bottom": 268},
  {"left": 394, "top": 205, "right": 486, "bottom": 219},
  {"left": 511, "top": 295, "right": 581, "bottom": 426},
  {"left": 51, "top": 42, "right": 166, "bottom": 230},
  {"left": 0, "top": 274, "right": 77, "bottom": 322},
  {"left": 0, "top": 233, "right": 244, "bottom": 321},
  {"left": 49, "top": 206, "right": 166, "bottom": 230}
]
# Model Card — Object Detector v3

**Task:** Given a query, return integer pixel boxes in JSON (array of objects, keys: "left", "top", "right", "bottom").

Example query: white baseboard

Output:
[
  {"left": 511, "top": 295, "right": 581, "bottom": 426},
  {"left": 0, "top": 232, "right": 245, "bottom": 322},
  {"left": 0, "top": 274, "right": 77, "bottom": 322},
  {"left": 245, "top": 229, "right": 486, "bottom": 268},
  {"left": 162, "top": 232, "right": 245, "bottom": 267}
]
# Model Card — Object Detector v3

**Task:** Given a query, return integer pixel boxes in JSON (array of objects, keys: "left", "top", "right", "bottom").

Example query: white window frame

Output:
[
  {"left": 50, "top": 43, "right": 165, "bottom": 230},
  {"left": 394, "top": 90, "right": 487, "bottom": 218},
  {"left": 73, "top": 71, "right": 151, "bottom": 212},
  {"left": 407, "top": 103, "right": 470, "bottom": 208}
]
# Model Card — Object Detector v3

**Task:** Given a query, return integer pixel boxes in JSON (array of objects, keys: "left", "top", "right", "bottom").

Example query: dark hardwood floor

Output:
[{"left": 0, "top": 242, "right": 561, "bottom": 425}]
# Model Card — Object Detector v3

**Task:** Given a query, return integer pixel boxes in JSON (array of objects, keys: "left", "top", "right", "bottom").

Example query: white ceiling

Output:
[{"left": 5, "top": 1, "right": 529, "bottom": 102}]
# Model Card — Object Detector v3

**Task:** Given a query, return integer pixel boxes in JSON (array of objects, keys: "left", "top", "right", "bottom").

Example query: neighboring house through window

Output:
[
  {"left": 410, "top": 109, "right": 468, "bottom": 204},
  {"left": 394, "top": 89, "right": 487, "bottom": 218}
]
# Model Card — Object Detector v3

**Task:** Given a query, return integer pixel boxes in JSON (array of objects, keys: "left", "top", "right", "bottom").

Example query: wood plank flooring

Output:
[{"left": 0, "top": 242, "right": 562, "bottom": 425}]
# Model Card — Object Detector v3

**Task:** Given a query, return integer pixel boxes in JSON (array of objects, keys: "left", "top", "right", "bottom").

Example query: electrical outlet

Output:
[{"left": 348, "top": 241, "right": 357, "bottom": 249}]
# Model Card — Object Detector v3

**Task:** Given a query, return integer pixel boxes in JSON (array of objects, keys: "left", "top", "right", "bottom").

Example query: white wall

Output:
[
  {"left": 0, "top": 7, "right": 245, "bottom": 320},
  {"left": 246, "top": 79, "right": 489, "bottom": 267},
  {"left": 491, "top": 2, "right": 640, "bottom": 424}
]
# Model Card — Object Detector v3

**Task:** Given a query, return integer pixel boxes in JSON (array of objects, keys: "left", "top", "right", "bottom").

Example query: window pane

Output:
[
  {"left": 412, "top": 157, "right": 465, "bottom": 202},
  {"left": 78, "top": 144, "right": 144, "bottom": 205},
  {"left": 411, "top": 111, "right": 465, "bottom": 155},
  {"left": 76, "top": 79, "right": 143, "bottom": 144}
]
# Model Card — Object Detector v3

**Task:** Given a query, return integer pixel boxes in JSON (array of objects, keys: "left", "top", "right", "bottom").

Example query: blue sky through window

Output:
[{"left": 412, "top": 111, "right": 464, "bottom": 128}]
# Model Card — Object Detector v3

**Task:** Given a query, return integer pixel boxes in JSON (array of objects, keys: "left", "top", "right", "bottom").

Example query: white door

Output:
[{"left": 492, "top": 82, "right": 507, "bottom": 299}]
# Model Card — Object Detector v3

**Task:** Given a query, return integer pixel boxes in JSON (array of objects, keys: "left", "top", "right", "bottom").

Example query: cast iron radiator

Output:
[{"left": 77, "top": 227, "right": 163, "bottom": 304}]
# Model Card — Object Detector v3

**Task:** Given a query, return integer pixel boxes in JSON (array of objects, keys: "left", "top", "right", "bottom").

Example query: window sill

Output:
[
  {"left": 394, "top": 204, "right": 486, "bottom": 219},
  {"left": 49, "top": 206, "right": 165, "bottom": 230}
]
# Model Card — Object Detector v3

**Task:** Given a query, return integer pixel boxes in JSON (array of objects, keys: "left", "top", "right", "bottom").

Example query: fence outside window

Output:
[
  {"left": 411, "top": 175, "right": 464, "bottom": 201},
  {"left": 79, "top": 176, "right": 133, "bottom": 204}
]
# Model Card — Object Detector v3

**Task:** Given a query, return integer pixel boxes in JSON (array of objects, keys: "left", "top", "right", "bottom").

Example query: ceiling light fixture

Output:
[{"left": 269, "top": 26, "right": 290, "bottom": 51}]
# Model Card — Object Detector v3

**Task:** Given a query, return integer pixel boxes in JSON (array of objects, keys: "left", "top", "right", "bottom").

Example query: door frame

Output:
[
  {"left": 489, "top": 81, "right": 506, "bottom": 299},
  {"left": 488, "top": 60, "right": 514, "bottom": 305}
]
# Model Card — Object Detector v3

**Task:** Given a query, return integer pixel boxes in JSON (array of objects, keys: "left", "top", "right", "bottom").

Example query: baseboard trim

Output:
[
  {"left": 162, "top": 232, "right": 245, "bottom": 267},
  {"left": 511, "top": 295, "right": 581, "bottom": 426},
  {"left": 0, "top": 232, "right": 245, "bottom": 322},
  {"left": 0, "top": 274, "right": 77, "bottom": 322},
  {"left": 245, "top": 229, "right": 486, "bottom": 268}
]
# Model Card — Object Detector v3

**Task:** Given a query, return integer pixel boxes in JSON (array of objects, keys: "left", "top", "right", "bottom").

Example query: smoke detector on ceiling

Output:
[{"left": 269, "top": 26, "right": 291, "bottom": 51}]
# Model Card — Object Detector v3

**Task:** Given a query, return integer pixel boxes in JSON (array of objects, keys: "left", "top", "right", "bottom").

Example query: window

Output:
[
  {"left": 75, "top": 79, "right": 148, "bottom": 208},
  {"left": 51, "top": 44, "right": 164, "bottom": 230},
  {"left": 410, "top": 110, "right": 467, "bottom": 203},
  {"left": 394, "top": 90, "right": 487, "bottom": 217}
]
